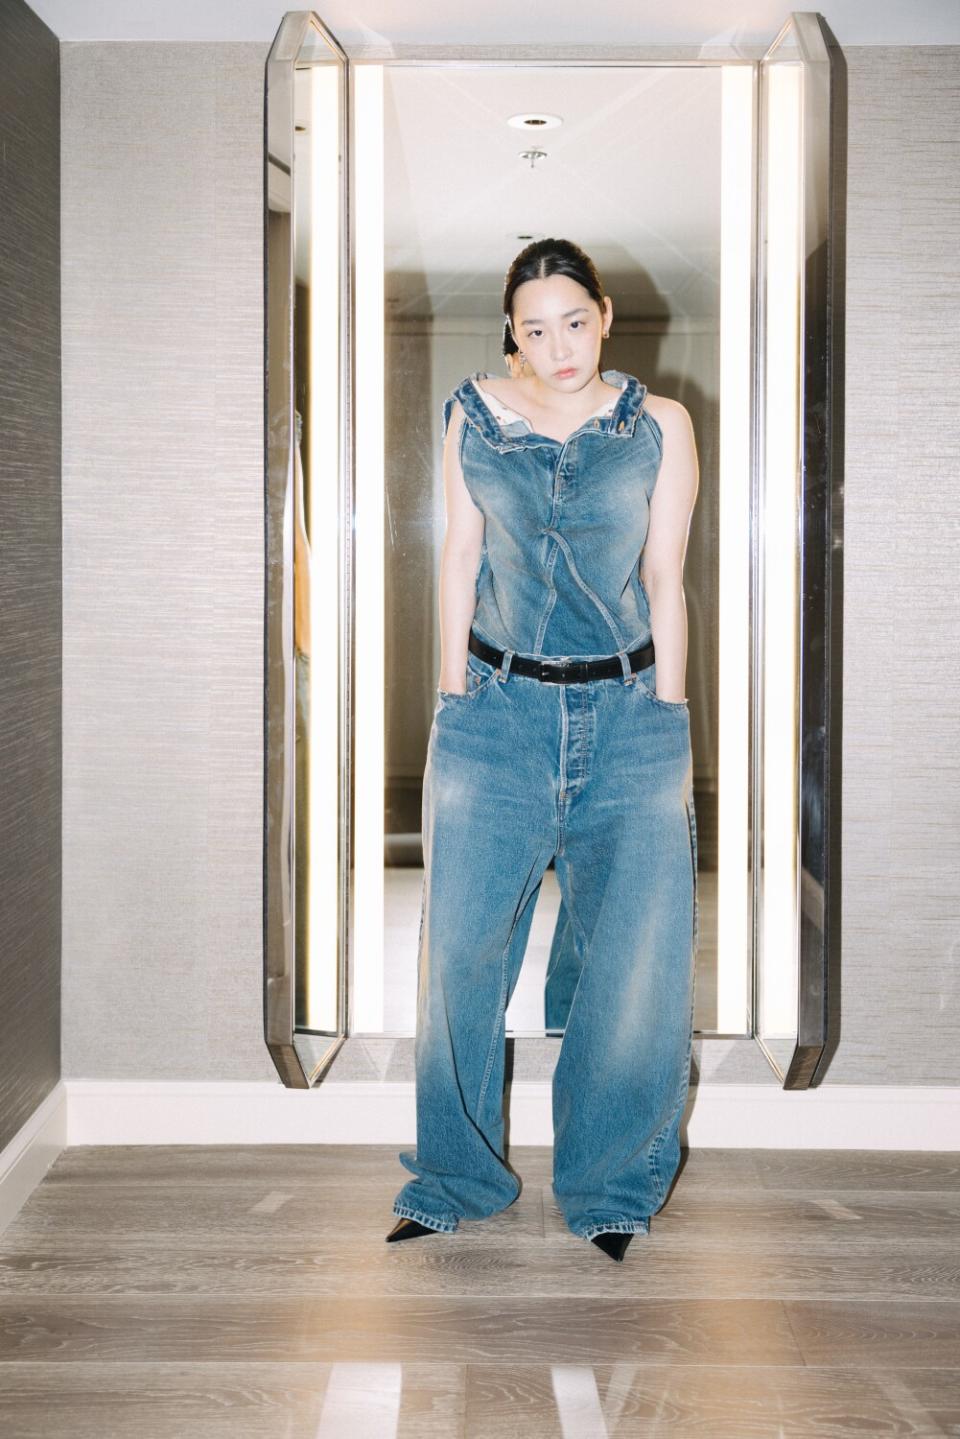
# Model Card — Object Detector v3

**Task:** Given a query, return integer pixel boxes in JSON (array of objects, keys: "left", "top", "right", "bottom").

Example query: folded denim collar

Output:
[{"left": 456, "top": 368, "right": 649, "bottom": 452}]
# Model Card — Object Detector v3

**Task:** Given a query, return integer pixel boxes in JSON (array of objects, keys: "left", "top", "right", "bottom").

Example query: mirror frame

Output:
[
  {"left": 262, "top": 12, "right": 845, "bottom": 1091},
  {"left": 757, "top": 13, "right": 845, "bottom": 1086},
  {"left": 263, "top": 10, "right": 352, "bottom": 1087}
]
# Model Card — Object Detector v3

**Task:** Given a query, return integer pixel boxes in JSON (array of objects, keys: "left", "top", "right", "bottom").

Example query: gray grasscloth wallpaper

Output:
[
  {"left": 60, "top": 43, "right": 275, "bottom": 1081},
  {"left": 60, "top": 43, "right": 960, "bottom": 1088},
  {"left": 0, "top": 0, "right": 61, "bottom": 1152}
]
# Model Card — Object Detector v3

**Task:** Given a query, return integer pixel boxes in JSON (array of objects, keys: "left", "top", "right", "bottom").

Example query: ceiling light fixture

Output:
[{"left": 507, "top": 112, "right": 563, "bottom": 130}]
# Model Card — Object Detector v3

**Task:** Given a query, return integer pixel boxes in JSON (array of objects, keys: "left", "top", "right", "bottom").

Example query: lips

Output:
[{"left": 555, "top": 368, "right": 577, "bottom": 378}]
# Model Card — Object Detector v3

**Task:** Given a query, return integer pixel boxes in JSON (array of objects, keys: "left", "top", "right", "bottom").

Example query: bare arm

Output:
[
  {"left": 438, "top": 398, "right": 485, "bottom": 694},
  {"left": 639, "top": 398, "right": 699, "bottom": 703}
]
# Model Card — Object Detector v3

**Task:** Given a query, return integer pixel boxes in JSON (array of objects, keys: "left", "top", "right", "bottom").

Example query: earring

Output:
[
  {"left": 602, "top": 330, "right": 610, "bottom": 339},
  {"left": 519, "top": 350, "right": 526, "bottom": 362}
]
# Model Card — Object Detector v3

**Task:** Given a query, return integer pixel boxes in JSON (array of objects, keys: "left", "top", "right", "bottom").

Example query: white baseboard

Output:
[
  {"left": 63, "top": 1079, "right": 960, "bottom": 1150},
  {"left": 4, "top": 1080, "right": 958, "bottom": 1230},
  {"left": 0, "top": 1082, "right": 68, "bottom": 1233}
]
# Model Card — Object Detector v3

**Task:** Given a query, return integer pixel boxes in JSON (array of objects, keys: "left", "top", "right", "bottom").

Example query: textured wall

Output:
[
  {"left": 830, "top": 46, "right": 960, "bottom": 1083},
  {"left": 60, "top": 42, "right": 275, "bottom": 1080},
  {"left": 60, "top": 43, "right": 960, "bottom": 1086},
  {"left": 0, "top": 0, "right": 62, "bottom": 1151}
]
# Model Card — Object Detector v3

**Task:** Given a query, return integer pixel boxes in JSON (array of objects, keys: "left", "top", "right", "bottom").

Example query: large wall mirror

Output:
[{"left": 264, "top": 12, "right": 845, "bottom": 1090}]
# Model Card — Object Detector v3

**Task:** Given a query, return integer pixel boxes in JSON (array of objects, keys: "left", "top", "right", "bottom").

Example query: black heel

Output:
[
  {"left": 591, "top": 1232, "right": 633, "bottom": 1262},
  {"left": 386, "top": 1217, "right": 440, "bottom": 1243}
]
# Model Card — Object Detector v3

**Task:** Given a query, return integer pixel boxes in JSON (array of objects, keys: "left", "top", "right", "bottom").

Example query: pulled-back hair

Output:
[{"left": 503, "top": 238, "right": 605, "bottom": 345}]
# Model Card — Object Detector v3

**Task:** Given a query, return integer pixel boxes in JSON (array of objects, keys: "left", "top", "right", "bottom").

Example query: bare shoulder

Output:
[
  {"left": 643, "top": 394, "right": 697, "bottom": 474},
  {"left": 474, "top": 374, "right": 516, "bottom": 404},
  {"left": 643, "top": 392, "right": 693, "bottom": 431}
]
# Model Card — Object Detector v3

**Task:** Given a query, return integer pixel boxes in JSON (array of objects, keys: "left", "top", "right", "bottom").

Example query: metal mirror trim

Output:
[
  {"left": 756, "top": 13, "right": 845, "bottom": 1087},
  {"left": 263, "top": 10, "right": 351, "bottom": 1088}
]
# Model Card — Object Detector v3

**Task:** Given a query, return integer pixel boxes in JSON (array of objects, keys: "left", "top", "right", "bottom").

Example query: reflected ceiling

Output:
[{"left": 383, "top": 66, "right": 722, "bottom": 321}]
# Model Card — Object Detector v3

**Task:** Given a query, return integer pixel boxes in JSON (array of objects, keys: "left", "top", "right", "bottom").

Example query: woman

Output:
[{"left": 388, "top": 238, "right": 700, "bottom": 1262}]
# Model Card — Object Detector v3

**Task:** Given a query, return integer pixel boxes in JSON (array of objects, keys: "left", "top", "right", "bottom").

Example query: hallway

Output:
[{"left": 1, "top": 1144, "right": 958, "bottom": 1435}]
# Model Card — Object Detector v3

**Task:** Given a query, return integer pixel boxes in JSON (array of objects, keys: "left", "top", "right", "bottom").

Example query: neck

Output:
[{"left": 526, "top": 367, "right": 605, "bottom": 411}]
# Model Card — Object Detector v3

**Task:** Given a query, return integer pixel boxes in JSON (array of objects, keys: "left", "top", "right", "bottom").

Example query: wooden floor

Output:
[{"left": 1, "top": 1144, "right": 959, "bottom": 1436}]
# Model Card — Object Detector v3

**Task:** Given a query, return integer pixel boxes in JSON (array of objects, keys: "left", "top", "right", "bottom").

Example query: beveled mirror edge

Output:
[
  {"left": 797, "top": 12, "right": 845, "bottom": 1090},
  {"left": 755, "top": 13, "right": 845, "bottom": 1090},
  {"left": 263, "top": 11, "right": 351, "bottom": 1089}
]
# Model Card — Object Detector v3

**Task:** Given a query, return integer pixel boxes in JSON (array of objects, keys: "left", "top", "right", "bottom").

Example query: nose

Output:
[{"left": 551, "top": 332, "right": 572, "bottom": 362}]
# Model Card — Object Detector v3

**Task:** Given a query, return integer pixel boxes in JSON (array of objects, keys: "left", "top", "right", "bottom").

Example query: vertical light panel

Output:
[
  {"left": 306, "top": 60, "right": 342, "bottom": 1031},
  {"left": 761, "top": 62, "right": 802, "bottom": 1034},
  {"left": 352, "top": 64, "right": 385, "bottom": 1032},
  {"left": 718, "top": 65, "right": 754, "bottom": 1034}
]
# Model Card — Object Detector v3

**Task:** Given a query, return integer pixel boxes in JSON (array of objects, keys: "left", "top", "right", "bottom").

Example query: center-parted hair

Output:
[{"left": 503, "top": 238, "right": 606, "bottom": 347}]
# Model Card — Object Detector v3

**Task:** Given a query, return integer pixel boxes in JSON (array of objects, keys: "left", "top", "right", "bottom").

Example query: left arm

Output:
[{"left": 639, "top": 398, "right": 699, "bottom": 703}]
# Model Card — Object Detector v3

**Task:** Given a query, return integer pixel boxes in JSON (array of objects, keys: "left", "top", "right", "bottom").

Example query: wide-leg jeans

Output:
[{"left": 393, "top": 648, "right": 699, "bottom": 1242}]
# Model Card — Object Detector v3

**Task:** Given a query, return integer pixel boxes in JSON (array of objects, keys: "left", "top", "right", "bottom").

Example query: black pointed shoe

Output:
[
  {"left": 385, "top": 1217, "right": 440, "bottom": 1243},
  {"left": 591, "top": 1231, "right": 633, "bottom": 1262}
]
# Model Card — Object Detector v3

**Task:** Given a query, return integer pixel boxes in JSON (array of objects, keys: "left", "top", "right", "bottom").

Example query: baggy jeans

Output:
[{"left": 393, "top": 647, "right": 699, "bottom": 1242}]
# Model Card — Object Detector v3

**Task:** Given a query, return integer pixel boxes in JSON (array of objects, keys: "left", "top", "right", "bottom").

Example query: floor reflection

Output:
[{"left": 313, "top": 1363, "right": 402, "bottom": 1438}]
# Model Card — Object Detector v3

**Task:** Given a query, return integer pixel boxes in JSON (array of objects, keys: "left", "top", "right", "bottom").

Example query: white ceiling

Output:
[
  {"left": 27, "top": 0, "right": 960, "bottom": 45},
  {"left": 380, "top": 67, "right": 722, "bottom": 321}
]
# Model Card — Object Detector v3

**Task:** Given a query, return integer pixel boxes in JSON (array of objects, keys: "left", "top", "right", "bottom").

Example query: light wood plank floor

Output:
[{"left": 0, "top": 1144, "right": 959, "bottom": 1436}]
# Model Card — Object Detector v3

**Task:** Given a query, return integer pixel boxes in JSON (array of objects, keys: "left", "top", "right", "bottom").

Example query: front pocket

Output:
[
  {"left": 635, "top": 670, "right": 689, "bottom": 714},
  {"left": 438, "top": 653, "right": 499, "bottom": 701}
]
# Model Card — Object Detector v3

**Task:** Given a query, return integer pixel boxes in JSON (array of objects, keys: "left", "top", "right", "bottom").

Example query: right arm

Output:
[{"left": 438, "top": 397, "right": 485, "bottom": 695}]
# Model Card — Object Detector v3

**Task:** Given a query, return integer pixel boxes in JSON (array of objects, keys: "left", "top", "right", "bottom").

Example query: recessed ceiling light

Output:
[{"left": 507, "top": 112, "right": 563, "bottom": 131}]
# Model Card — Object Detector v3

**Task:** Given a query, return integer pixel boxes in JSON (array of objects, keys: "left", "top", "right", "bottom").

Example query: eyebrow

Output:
[{"left": 520, "top": 307, "right": 590, "bottom": 327}]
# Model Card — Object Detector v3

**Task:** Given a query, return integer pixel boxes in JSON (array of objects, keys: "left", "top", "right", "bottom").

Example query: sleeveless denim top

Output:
[{"left": 442, "top": 368, "right": 664, "bottom": 660}]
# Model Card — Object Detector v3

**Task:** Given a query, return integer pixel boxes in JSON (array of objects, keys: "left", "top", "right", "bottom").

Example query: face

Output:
[{"left": 510, "top": 272, "right": 612, "bottom": 392}]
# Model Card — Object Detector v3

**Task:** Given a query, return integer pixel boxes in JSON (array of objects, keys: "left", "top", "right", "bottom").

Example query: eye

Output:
[{"left": 570, "top": 320, "right": 584, "bottom": 330}]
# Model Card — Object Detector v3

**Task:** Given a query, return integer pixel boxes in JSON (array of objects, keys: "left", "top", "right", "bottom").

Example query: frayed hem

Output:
[
  {"left": 392, "top": 1203, "right": 458, "bottom": 1234},
  {"left": 576, "top": 1217, "right": 651, "bottom": 1241}
]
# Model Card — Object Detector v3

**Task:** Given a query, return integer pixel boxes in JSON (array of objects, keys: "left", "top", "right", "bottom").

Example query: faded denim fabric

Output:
[
  {"left": 393, "top": 371, "right": 698, "bottom": 1242},
  {"left": 445, "top": 368, "right": 664, "bottom": 660}
]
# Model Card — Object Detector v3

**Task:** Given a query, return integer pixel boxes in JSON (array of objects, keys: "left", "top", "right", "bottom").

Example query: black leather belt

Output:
[{"left": 468, "top": 629, "right": 655, "bottom": 684}]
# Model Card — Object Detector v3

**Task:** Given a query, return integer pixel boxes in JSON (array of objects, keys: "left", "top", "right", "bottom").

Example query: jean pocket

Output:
[
  {"left": 634, "top": 664, "right": 689, "bottom": 714},
  {"left": 438, "top": 652, "right": 499, "bottom": 702}
]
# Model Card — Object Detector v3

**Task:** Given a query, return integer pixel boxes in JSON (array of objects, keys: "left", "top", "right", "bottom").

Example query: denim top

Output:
[{"left": 442, "top": 368, "right": 664, "bottom": 660}]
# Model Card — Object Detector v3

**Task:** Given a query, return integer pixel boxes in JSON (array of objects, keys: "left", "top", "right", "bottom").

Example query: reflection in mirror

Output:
[
  {"left": 350, "top": 63, "right": 757, "bottom": 1041},
  {"left": 264, "top": 11, "right": 348, "bottom": 1086}
]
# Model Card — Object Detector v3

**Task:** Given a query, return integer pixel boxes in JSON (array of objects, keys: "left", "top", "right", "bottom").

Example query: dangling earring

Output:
[{"left": 519, "top": 350, "right": 526, "bottom": 363}]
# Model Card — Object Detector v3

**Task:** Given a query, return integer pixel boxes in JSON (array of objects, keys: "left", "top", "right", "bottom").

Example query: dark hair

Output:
[
  {"left": 502, "top": 320, "right": 518, "bottom": 357},
  {"left": 503, "top": 238, "right": 605, "bottom": 345}
]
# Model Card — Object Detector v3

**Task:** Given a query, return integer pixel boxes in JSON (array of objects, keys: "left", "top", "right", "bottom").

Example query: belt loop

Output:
[
  {"left": 616, "top": 648, "right": 633, "bottom": 683},
  {"left": 500, "top": 649, "right": 515, "bottom": 681}
]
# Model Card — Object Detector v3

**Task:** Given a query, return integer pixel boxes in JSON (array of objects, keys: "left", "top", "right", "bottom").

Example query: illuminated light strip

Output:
[
  {"left": 761, "top": 62, "right": 802, "bottom": 1034},
  {"left": 718, "top": 65, "right": 754, "bottom": 1033},
  {"left": 307, "top": 60, "right": 342, "bottom": 1032},
  {"left": 352, "top": 65, "right": 386, "bottom": 1031}
]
